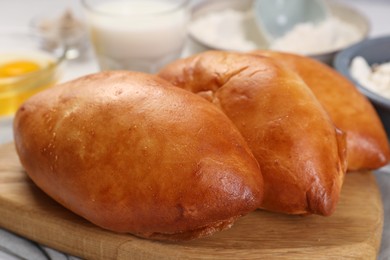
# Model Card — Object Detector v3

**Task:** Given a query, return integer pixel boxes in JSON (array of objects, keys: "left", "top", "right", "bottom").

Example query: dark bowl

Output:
[{"left": 334, "top": 35, "right": 390, "bottom": 137}]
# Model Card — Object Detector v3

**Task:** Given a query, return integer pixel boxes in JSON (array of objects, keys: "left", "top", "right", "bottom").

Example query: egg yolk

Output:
[{"left": 0, "top": 60, "right": 41, "bottom": 78}]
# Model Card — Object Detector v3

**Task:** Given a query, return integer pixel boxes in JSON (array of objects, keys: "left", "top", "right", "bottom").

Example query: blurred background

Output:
[{"left": 1, "top": 0, "right": 390, "bottom": 259}]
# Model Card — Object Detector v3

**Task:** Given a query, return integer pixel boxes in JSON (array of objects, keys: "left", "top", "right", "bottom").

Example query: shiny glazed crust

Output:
[
  {"left": 253, "top": 50, "right": 390, "bottom": 171},
  {"left": 13, "top": 71, "right": 263, "bottom": 241},
  {"left": 158, "top": 51, "right": 347, "bottom": 216}
]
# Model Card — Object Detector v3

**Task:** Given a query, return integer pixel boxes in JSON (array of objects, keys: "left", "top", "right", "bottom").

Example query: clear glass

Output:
[
  {"left": 29, "top": 9, "right": 90, "bottom": 61},
  {"left": 82, "top": 0, "right": 190, "bottom": 73}
]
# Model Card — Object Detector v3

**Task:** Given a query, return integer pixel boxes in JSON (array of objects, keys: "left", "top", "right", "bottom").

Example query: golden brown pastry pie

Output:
[
  {"left": 13, "top": 71, "right": 263, "bottom": 241},
  {"left": 254, "top": 50, "right": 390, "bottom": 171},
  {"left": 159, "top": 51, "right": 347, "bottom": 216}
]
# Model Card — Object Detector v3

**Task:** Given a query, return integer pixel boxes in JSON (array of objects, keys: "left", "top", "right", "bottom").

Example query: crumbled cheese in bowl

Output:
[{"left": 350, "top": 56, "right": 390, "bottom": 99}]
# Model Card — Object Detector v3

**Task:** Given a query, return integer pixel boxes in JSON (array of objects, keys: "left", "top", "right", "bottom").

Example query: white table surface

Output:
[{"left": 1, "top": 0, "right": 390, "bottom": 259}]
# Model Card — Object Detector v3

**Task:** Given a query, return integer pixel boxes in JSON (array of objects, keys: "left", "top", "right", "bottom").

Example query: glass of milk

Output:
[{"left": 82, "top": 0, "right": 189, "bottom": 73}]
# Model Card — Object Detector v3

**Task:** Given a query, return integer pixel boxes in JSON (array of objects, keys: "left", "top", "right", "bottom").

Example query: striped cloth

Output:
[{"left": 0, "top": 229, "right": 80, "bottom": 260}]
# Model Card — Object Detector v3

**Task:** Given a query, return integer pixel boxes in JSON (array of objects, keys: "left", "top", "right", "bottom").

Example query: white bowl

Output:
[{"left": 188, "top": 0, "right": 369, "bottom": 64}]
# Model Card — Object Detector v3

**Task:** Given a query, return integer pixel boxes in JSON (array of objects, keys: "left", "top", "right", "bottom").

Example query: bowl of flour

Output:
[
  {"left": 189, "top": 0, "right": 369, "bottom": 64},
  {"left": 334, "top": 35, "right": 390, "bottom": 136}
]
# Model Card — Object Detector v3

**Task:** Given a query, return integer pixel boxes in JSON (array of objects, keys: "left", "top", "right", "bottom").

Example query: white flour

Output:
[
  {"left": 271, "top": 17, "right": 362, "bottom": 55},
  {"left": 190, "top": 8, "right": 361, "bottom": 55},
  {"left": 351, "top": 56, "right": 390, "bottom": 99},
  {"left": 189, "top": 9, "right": 257, "bottom": 51}
]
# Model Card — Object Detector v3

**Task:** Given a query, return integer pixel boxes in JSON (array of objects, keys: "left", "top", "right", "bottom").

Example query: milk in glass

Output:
[{"left": 84, "top": 0, "right": 189, "bottom": 72}]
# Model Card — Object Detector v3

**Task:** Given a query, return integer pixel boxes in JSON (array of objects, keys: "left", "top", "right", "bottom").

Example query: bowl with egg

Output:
[
  {"left": 0, "top": 31, "right": 66, "bottom": 118},
  {"left": 334, "top": 35, "right": 390, "bottom": 137},
  {"left": 188, "top": 0, "right": 369, "bottom": 64}
]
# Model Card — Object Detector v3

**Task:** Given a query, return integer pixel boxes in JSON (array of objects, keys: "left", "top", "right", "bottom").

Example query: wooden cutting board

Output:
[{"left": 0, "top": 142, "right": 383, "bottom": 259}]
